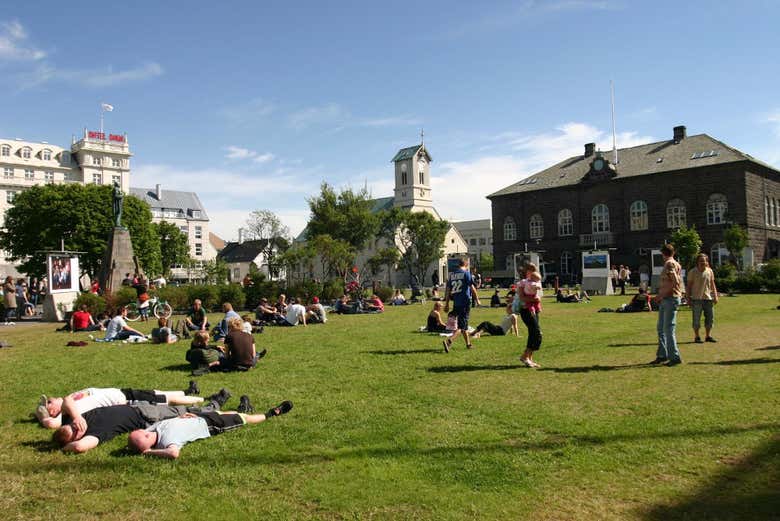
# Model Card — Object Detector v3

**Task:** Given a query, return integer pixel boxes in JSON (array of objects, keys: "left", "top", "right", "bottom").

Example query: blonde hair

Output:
[
  {"left": 192, "top": 331, "right": 210, "bottom": 347},
  {"left": 525, "top": 262, "right": 540, "bottom": 278},
  {"left": 695, "top": 253, "right": 710, "bottom": 268},
  {"left": 228, "top": 316, "right": 244, "bottom": 332}
]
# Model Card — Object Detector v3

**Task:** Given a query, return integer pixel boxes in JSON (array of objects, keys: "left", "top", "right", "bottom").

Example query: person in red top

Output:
[
  {"left": 70, "top": 305, "right": 104, "bottom": 333},
  {"left": 364, "top": 294, "right": 384, "bottom": 312}
]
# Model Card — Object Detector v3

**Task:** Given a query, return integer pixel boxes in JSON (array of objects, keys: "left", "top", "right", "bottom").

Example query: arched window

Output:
[
  {"left": 558, "top": 209, "right": 573, "bottom": 236},
  {"left": 21, "top": 147, "right": 31, "bottom": 159},
  {"left": 560, "top": 251, "right": 573, "bottom": 275},
  {"left": 629, "top": 200, "right": 648, "bottom": 231},
  {"left": 503, "top": 217, "right": 516, "bottom": 241},
  {"left": 711, "top": 242, "right": 729, "bottom": 267},
  {"left": 666, "top": 198, "right": 686, "bottom": 229},
  {"left": 591, "top": 204, "right": 610, "bottom": 233},
  {"left": 42, "top": 149, "right": 52, "bottom": 161},
  {"left": 0, "top": 145, "right": 10, "bottom": 157},
  {"left": 529, "top": 214, "right": 544, "bottom": 239},
  {"left": 706, "top": 193, "right": 728, "bottom": 225},
  {"left": 400, "top": 163, "right": 408, "bottom": 185}
]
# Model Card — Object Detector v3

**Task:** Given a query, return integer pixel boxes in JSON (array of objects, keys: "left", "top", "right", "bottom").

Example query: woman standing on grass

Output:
[
  {"left": 3, "top": 276, "right": 17, "bottom": 322},
  {"left": 686, "top": 253, "right": 719, "bottom": 344},
  {"left": 515, "top": 263, "right": 543, "bottom": 368}
]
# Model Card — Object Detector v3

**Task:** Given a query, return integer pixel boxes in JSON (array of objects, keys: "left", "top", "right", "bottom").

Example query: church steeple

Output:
[{"left": 391, "top": 139, "right": 433, "bottom": 210}]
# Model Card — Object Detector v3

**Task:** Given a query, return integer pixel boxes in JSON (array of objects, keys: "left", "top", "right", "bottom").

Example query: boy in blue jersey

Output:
[{"left": 442, "top": 257, "right": 480, "bottom": 352}]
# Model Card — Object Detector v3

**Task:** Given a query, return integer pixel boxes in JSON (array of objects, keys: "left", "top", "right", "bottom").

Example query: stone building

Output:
[{"left": 488, "top": 125, "right": 780, "bottom": 282}]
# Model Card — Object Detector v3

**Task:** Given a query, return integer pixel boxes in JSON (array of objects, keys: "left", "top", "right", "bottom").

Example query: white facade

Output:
[{"left": 452, "top": 219, "right": 493, "bottom": 262}]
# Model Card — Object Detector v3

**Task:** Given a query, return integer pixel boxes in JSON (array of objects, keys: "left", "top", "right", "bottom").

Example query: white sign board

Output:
[
  {"left": 581, "top": 251, "right": 610, "bottom": 277},
  {"left": 47, "top": 254, "right": 80, "bottom": 294},
  {"left": 513, "top": 252, "right": 540, "bottom": 279},
  {"left": 651, "top": 249, "right": 664, "bottom": 276}
]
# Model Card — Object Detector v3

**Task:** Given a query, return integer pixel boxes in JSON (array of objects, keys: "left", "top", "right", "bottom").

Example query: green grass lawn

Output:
[{"left": 0, "top": 292, "right": 778, "bottom": 520}]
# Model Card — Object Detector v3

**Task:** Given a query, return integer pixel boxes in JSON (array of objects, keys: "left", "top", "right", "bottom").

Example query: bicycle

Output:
[{"left": 126, "top": 296, "right": 173, "bottom": 322}]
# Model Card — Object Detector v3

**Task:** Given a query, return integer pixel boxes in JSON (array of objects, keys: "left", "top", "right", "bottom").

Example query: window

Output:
[
  {"left": 629, "top": 200, "right": 648, "bottom": 231},
  {"left": 195, "top": 226, "right": 202, "bottom": 239},
  {"left": 92, "top": 156, "right": 101, "bottom": 166},
  {"left": 767, "top": 197, "right": 771, "bottom": 226},
  {"left": 112, "top": 158, "right": 121, "bottom": 168},
  {"left": 61, "top": 152, "right": 70, "bottom": 165},
  {"left": 776, "top": 198, "right": 780, "bottom": 227},
  {"left": 666, "top": 198, "right": 686, "bottom": 229},
  {"left": 558, "top": 208, "right": 573, "bottom": 236},
  {"left": 3, "top": 167, "right": 13, "bottom": 179},
  {"left": 505, "top": 255, "right": 514, "bottom": 271},
  {"left": 233, "top": 268, "right": 240, "bottom": 281},
  {"left": 591, "top": 204, "right": 610, "bottom": 233},
  {"left": 191, "top": 210, "right": 201, "bottom": 219},
  {"left": 479, "top": 238, "right": 486, "bottom": 246},
  {"left": 419, "top": 171, "right": 424, "bottom": 184},
  {"left": 179, "top": 225, "right": 188, "bottom": 233},
  {"left": 44, "top": 171, "right": 54, "bottom": 183},
  {"left": 711, "top": 242, "right": 729, "bottom": 267},
  {"left": 42, "top": 149, "right": 52, "bottom": 161},
  {"left": 0, "top": 145, "right": 9, "bottom": 157},
  {"left": 503, "top": 217, "right": 516, "bottom": 241},
  {"left": 560, "top": 251, "right": 573, "bottom": 275},
  {"left": 401, "top": 172, "right": 408, "bottom": 185},
  {"left": 529, "top": 214, "right": 544, "bottom": 239},
  {"left": 469, "top": 238, "right": 477, "bottom": 246},
  {"left": 6, "top": 191, "right": 16, "bottom": 204},
  {"left": 706, "top": 193, "right": 728, "bottom": 225},
  {"left": 195, "top": 243, "right": 202, "bottom": 256},
  {"left": 24, "top": 169, "right": 34, "bottom": 180},
  {"left": 92, "top": 173, "right": 102, "bottom": 185},
  {"left": 21, "top": 147, "right": 31, "bottom": 159},
  {"left": 64, "top": 171, "right": 76, "bottom": 182},
  {"left": 112, "top": 175, "right": 121, "bottom": 185},
  {"left": 769, "top": 198, "right": 776, "bottom": 227}
]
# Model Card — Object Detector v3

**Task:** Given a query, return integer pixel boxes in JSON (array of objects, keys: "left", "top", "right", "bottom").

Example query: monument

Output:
[{"left": 99, "top": 181, "right": 141, "bottom": 293}]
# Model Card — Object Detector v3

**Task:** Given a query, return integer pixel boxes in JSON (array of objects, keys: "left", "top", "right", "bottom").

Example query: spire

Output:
[{"left": 420, "top": 128, "right": 424, "bottom": 147}]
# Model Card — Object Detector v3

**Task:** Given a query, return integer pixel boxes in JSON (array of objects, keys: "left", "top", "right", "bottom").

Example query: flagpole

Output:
[{"left": 100, "top": 104, "right": 104, "bottom": 136}]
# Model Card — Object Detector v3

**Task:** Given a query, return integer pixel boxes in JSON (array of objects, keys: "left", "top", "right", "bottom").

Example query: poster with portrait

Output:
[
  {"left": 581, "top": 251, "right": 610, "bottom": 277},
  {"left": 48, "top": 254, "right": 80, "bottom": 293}
]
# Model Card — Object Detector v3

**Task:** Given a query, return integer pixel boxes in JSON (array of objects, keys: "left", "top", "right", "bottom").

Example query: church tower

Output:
[{"left": 391, "top": 135, "right": 433, "bottom": 210}]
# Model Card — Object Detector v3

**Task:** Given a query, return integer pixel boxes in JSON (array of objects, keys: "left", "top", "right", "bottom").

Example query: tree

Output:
[
  {"left": 723, "top": 224, "right": 748, "bottom": 269},
  {"left": 0, "top": 183, "right": 161, "bottom": 277},
  {"left": 393, "top": 211, "right": 449, "bottom": 284},
  {"left": 312, "top": 234, "right": 356, "bottom": 280},
  {"left": 479, "top": 252, "right": 494, "bottom": 271},
  {"left": 669, "top": 224, "right": 702, "bottom": 269},
  {"left": 278, "top": 244, "right": 317, "bottom": 283},
  {"left": 306, "top": 183, "right": 378, "bottom": 250},
  {"left": 153, "top": 221, "right": 190, "bottom": 277},
  {"left": 201, "top": 258, "right": 229, "bottom": 285},
  {"left": 367, "top": 247, "right": 401, "bottom": 285},
  {"left": 244, "top": 209, "right": 290, "bottom": 269}
]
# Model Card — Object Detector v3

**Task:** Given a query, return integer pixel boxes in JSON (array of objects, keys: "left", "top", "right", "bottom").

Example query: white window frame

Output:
[
  {"left": 112, "top": 158, "right": 121, "bottom": 168},
  {"left": 0, "top": 145, "right": 9, "bottom": 157},
  {"left": 591, "top": 204, "right": 610, "bottom": 233},
  {"left": 195, "top": 243, "right": 203, "bottom": 256},
  {"left": 710, "top": 242, "right": 729, "bottom": 267},
  {"left": 558, "top": 208, "right": 573, "bottom": 236},
  {"left": 529, "top": 213, "right": 544, "bottom": 239},
  {"left": 560, "top": 251, "right": 573, "bottom": 275},
  {"left": 3, "top": 167, "right": 13, "bottom": 179},
  {"left": 24, "top": 169, "right": 34, "bottom": 181},
  {"left": 92, "top": 173, "right": 102, "bottom": 185},
  {"left": 629, "top": 200, "right": 648, "bottom": 231},
  {"left": 21, "top": 147, "right": 31, "bottom": 159},
  {"left": 706, "top": 193, "right": 728, "bottom": 225},
  {"left": 42, "top": 149, "right": 52, "bottom": 161},
  {"left": 503, "top": 217, "right": 516, "bottom": 241},
  {"left": 666, "top": 198, "right": 687, "bottom": 229},
  {"left": 195, "top": 226, "right": 202, "bottom": 239},
  {"left": 92, "top": 156, "right": 101, "bottom": 166},
  {"left": 112, "top": 174, "right": 121, "bottom": 185},
  {"left": 44, "top": 171, "right": 54, "bottom": 183},
  {"left": 6, "top": 191, "right": 16, "bottom": 203}
]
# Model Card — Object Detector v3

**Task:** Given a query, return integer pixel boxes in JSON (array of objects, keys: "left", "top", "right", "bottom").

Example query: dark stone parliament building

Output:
[{"left": 488, "top": 125, "right": 780, "bottom": 281}]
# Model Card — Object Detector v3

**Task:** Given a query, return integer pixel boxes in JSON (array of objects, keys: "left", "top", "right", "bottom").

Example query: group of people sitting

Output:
[
  {"left": 34, "top": 384, "right": 292, "bottom": 458},
  {"left": 334, "top": 294, "right": 384, "bottom": 314},
  {"left": 253, "top": 294, "right": 327, "bottom": 326}
]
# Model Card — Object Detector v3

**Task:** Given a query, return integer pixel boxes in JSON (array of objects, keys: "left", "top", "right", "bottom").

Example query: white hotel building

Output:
[{"left": 0, "top": 130, "right": 215, "bottom": 277}]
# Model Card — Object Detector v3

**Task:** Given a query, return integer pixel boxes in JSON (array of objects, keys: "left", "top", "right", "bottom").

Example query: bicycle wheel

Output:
[
  {"left": 125, "top": 304, "right": 141, "bottom": 321},
  {"left": 154, "top": 302, "right": 173, "bottom": 320}
]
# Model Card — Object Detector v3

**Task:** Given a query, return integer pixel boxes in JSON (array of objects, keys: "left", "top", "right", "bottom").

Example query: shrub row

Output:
[{"left": 714, "top": 259, "right": 780, "bottom": 293}]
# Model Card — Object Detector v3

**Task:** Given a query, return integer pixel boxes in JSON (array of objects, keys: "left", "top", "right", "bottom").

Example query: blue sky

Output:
[{"left": 2, "top": 1, "right": 779, "bottom": 240}]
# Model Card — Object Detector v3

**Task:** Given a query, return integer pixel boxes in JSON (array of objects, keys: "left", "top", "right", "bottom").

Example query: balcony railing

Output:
[{"left": 579, "top": 232, "right": 614, "bottom": 247}]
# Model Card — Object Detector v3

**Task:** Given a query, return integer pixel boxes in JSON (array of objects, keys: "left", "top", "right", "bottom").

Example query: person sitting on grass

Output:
[
  {"left": 472, "top": 303, "right": 519, "bottom": 338},
  {"left": 184, "top": 299, "right": 210, "bottom": 332},
  {"left": 255, "top": 297, "right": 284, "bottom": 324},
  {"left": 616, "top": 287, "right": 652, "bottom": 313},
  {"left": 555, "top": 289, "right": 582, "bottom": 303},
  {"left": 186, "top": 331, "right": 225, "bottom": 373},
  {"left": 70, "top": 304, "right": 105, "bottom": 333},
  {"left": 282, "top": 298, "right": 307, "bottom": 326},
  {"left": 223, "top": 317, "right": 267, "bottom": 370},
  {"left": 276, "top": 294, "right": 288, "bottom": 315},
  {"left": 151, "top": 317, "right": 178, "bottom": 344},
  {"left": 490, "top": 289, "right": 502, "bottom": 308},
  {"left": 127, "top": 399, "right": 293, "bottom": 459},
  {"left": 364, "top": 294, "right": 384, "bottom": 313},
  {"left": 426, "top": 301, "right": 448, "bottom": 333},
  {"left": 306, "top": 297, "right": 327, "bottom": 324},
  {"left": 93, "top": 306, "right": 146, "bottom": 342},
  {"left": 35, "top": 384, "right": 203, "bottom": 429},
  {"left": 390, "top": 289, "right": 407, "bottom": 306},
  {"left": 214, "top": 302, "right": 241, "bottom": 340}
]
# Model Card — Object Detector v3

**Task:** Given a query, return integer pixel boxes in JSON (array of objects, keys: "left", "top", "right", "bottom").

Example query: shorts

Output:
[
  {"left": 133, "top": 403, "right": 189, "bottom": 423},
  {"left": 452, "top": 305, "right": 470, "bottom": 330},
  {"left": 121, "top": 389, "right": 166, "bottom": 404},
  {"left": 197, "top": 411, "right": 246, "bottom": 435}
]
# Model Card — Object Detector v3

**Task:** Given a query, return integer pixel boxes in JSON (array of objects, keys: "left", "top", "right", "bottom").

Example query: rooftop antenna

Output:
[{"left": 610, "top": 80, "right": 618, "bottom": 164}]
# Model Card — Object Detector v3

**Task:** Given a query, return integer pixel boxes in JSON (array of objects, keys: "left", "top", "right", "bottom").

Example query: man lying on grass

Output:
[
  {"left": 128, "top": 398, "right": 292, "bottom": 459},
  {"left": 35, "top": 382, "right": 204, "bottom": 429},
  {"left": 52, "top": 389, "right": 232, "bottom": 454}
]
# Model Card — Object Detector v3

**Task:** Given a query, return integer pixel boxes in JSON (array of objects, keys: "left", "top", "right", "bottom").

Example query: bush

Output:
[
  {"left": 285, "top": 280, "right": 324, "bottom": 301},
  {"left": 73, "top": 293, "right": 107, "bottom": 316},
  {"left": 244, "top": 276, "right": 282, "bottom": 310},
  {"left": 733, "top": 269, "right": 763, "bottom": 293},
  {"left": 187, "top": 285, "right": 220, "bottom": 311},
  {"left": 218, "top": 284, "right": 246, "bottom": 311},
  {"left": 157, "top": 285, "right": 190, "bottom": 311},
  {"left": 761, "top": 259, "right": 780, "bottom": 292},
  {"left": 714, "top": 264, "right": 737, "bottom": 293},
  {"left": 321, "top": 278, "right": 345, "bottom": 301},
  {"left": 103, "top": 286, "right": 137, "bottom": 313},
  {"left": 374, "top": 286, "right": 394, "bottom": 303}
]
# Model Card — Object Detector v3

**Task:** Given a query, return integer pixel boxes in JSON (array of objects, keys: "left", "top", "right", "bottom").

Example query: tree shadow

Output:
[
  {"left": 160, "top": 364, "right": 192, "bottom": 372},
  {"left": 689, "top": 358, "right": 780, "bottom": 367},
  {"left": 643, "top": 435, "right": 780, "bottom": 521},
  {"left": 19, "top": 440, "right": 57, "bottom": 453},
  {"left": 608, "top": 342, "right": 658, "bottom": 347},
  {"left": 538, "top": 363, "right": 652, "bottom": 373},
  {"left": 756, "top": 345, "right": 780, "bottom": 351},
  {"left": 365, "top": 349, "right": 443, "bottom": 356},
  {"left": 427, "top": 364, "right": 520, "bottom": 373}
]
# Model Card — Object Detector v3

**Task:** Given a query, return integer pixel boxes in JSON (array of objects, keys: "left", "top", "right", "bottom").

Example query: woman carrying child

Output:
[{"left": 515, "top": 263, "right": 543, "bottom": 368}]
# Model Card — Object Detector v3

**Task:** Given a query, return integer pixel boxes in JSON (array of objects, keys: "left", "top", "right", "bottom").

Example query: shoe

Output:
[
  {"left": 649, "top": 357, "right": 668, "bottom": 365},
  {"left": 237, "top": 395, "right": 254, "bottom": 414},
  {"left": 520, "top": 357, "right": 534, "bottom": 367},
  {"left": 694, "top": 337, "right": 703, "bottom": 344},
  {"left": 666, "top": 359, "right": 683, "bottom": 367},
  {"left": 442, "top": 339, "right": 451, "bottom": 353},
  {"left": 257, "top": 348, "right": 268, "bottom": 359},
  {"left": 266, "top": 400, "right": 293, "bottom": 418},
  {"left": 705, "top": 336, "right": 717, "bottom": 343},
  {"left": 466, "top": 344, "right": 474, "bottom": 349},
  {"left": 185, "top": 380, "right": 200, "bottom": 396},
  {"left": 191, "top": 366, "right": 210, "bottom": 377},
  {"left": 207, "top": 388, "right": 232, "bottom": 408}
]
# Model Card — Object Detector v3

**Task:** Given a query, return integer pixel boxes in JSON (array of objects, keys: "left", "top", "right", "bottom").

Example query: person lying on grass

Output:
[
  {"left": 472, "top": 303, "right": 519, "bottom": 338},
  {"left": 127, "top": 398, "right": 293, "bottom": 459},
  {"left": 35, "top": 384, "right": 204, "bottom": 429},
  {"left": 52, "top": 389, "right": 232, "bottom": 454}
]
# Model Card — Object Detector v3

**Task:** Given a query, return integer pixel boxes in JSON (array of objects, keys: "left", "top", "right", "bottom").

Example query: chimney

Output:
[
  {"left": 155, "top": 184, "right": 162, "bottom": 200},
  {"left": 584, "top": 143, "right": 596, "bottom": 157},
  {"left": 238, "top": 228, "right": 244, "bottom": 244},
  {"left": 673, "top": 125, "right": 687, "bottom": 143}
]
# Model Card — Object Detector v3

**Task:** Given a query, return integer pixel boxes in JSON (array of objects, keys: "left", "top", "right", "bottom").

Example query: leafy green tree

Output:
[
  {"left": 153, "top": 220, "right": 190, "bottom": 277},
  {"left": 479, "top": 252, "right": 494, "bottom": 271},
  {"left": 723, "top": 224, "right": 748, "bottom": 269},
  {"left": 394, "top": 211, "right": 449, "bottom": 283},
  {"left": 201, "top": 258, "right": 229, "bottom": 284},
  {"left": 312, "top": 234, "right": 355, "bottom": 280},
  {"left": 367, "top": 246, "right": 401, "bottom": 285},
  {"left": 306, "top": 183, "right": 378, "bottom": 250},
  {"left": 668, "top": 224, "right": 702, "bottom": 269},
  {"left": 0, "top": 183, "right": 160, "bottom": 277},
  {"left": 278, "top": 244, "right": 317, "bottom": 283}
]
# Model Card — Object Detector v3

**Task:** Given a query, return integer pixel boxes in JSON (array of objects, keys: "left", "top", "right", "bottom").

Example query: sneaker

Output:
[
  {"left": 705, "top": 336, "right": 717, "bottom": 343},
  {"left": 694, "top": 337, "right": 703, "bottom": 344},
  {"left": 185, "top": 380, "right": 200, "bottom": 396},
  {"left": 207, "top": 388, "right": 232, "bottom": 408},
  {"left": 666, "top": 359, "right": 683, "bottom": 367},
  {"left": 442, "top": 339, "right": 451, "bottom": 353},
  {"left": 191, "top": 366, "right": 210, "bottom": 377},
  {"left": 649, "top": 357, "right": 668, "bottom": 365},
  {"left": 257, "top": 348, "right": 268, "bottom": 359},
  {"left": 237, "top": 395, "right": 254, "bottom": 414},
  {"left": 266, "top": 400, "right": 293, "bottom": 418}
]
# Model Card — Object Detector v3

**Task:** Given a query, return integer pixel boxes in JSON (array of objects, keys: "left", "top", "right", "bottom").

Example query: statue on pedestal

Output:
[{"left": 112, "top": 181, "right": 124, "bottom": 228}]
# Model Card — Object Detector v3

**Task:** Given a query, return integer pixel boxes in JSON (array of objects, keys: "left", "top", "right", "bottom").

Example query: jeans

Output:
[{"left": 656, "top": 297, "right": 681, "bottom": 361}]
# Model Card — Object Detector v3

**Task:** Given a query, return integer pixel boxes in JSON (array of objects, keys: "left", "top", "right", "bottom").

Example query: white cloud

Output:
[
  {"left": 0, "top": 20, "right": 46, "bottom": 61},
  {"left": 254, "top": 153, "right": 275, "bottom": 164},
  {"left": 360, "top": 115, "right": 422, "bottom": 128},
  {"left": 288, "top": 103, "right": 350, "bottom": 130},
  {"left": 16, "top": 61, "right": 163, "bottom": 90},
  {"left": 223, "top": 146, "right": 275, "bottom": 163}
]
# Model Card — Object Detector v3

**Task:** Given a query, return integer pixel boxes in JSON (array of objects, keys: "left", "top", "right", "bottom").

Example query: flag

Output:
[{"left": 101, "top": 103, "right": 114, "bottom": 112}]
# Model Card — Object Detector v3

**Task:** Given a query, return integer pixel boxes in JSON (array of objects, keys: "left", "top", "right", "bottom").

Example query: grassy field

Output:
[{"left": 0, "top": 291, "right": 777, "bottom": 520}]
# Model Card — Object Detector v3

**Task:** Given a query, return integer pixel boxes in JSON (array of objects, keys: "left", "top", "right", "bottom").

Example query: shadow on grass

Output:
[
  {"left": 427, "top": 364, "right": 521, "bottom": 373},
  {"left": 160, "top": 364, "right": 192, "bottom": 372},
  {"left": 608, "top": 342, "right": 696, "bottom": 347},
  {"left": 366, "top": 349, "right": 443, "bottom": 356},
  {"left": 538, "top": 363, "right": 652, "bottom": 373},
  {"left": 756, "top": 345, "right": 780, "bottom": 351},
  {"left": 19, "top": 440, "right": 57, "bottom": 453},
  {"left": 643, "top": 435, "right": 780, "bottom": 521},
  {"left": 689, "top": 358, "right": 780, "bottom": 367}
]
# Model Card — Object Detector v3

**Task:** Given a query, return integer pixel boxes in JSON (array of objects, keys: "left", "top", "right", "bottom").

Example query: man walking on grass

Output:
[{"left": 442, "top": 257, "right": 480, "bottom": 353}]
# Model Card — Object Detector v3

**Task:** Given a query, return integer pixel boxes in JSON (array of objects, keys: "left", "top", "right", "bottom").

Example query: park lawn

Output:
[{"left": 0, "top": 292, "right": 777, "bottom": 520}]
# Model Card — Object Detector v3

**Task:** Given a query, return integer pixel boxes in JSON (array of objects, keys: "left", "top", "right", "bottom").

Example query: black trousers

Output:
[
  {"left": 474, "top": 321, "right": 505, "bottom": 336},
  {"left": 519, "top": 309, "right": 542, "bottom": 351}
]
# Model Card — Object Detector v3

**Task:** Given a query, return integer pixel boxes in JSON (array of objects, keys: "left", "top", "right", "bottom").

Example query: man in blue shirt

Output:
[{"left": 442, "top": 257, "right": 480, "bottom": 353}]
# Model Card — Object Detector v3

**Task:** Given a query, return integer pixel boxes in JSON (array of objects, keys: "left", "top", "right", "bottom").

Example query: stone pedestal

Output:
[
  {"left": 100, "top": 227, "right": 138, "bottom": 294},
  {"left": 42, "top": 291, "right": 79, "bottom": 321},
  {"left": 582, "top": 276, "right": 614, "bottom": 296}
]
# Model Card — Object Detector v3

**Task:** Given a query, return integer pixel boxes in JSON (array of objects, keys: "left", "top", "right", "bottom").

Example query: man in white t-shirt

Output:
[
  {"left": 99, "top": 306, "right": 145, "bottom": 341},
  {"left": 283, "top": 298, "right": 307, "bottom": 326}
]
